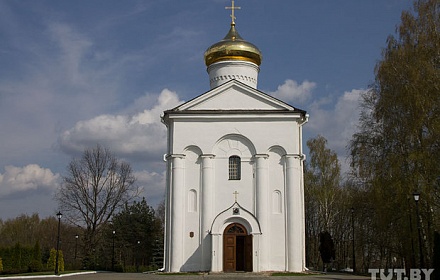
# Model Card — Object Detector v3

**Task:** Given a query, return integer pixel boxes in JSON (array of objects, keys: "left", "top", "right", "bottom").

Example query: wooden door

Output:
[
  {"left": 223, "top": 223, "right": 252, "bottom": 272},
  {"left": 223, "top": 235, "right": 236, "bottom": 272}
]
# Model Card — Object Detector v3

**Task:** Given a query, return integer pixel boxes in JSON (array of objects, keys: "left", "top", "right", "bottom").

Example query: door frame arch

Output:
[{"left": 210, "top": 203, "right": 262, "bottom": 272}]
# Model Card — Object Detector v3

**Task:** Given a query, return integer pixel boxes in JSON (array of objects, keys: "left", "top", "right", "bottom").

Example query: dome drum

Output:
[{"left": 207, "top": 60, "right": 259, "bottom": 88}]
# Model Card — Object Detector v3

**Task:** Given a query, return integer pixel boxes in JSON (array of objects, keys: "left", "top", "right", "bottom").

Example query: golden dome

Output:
[{"left": 204, "top": 23, "right": 262, "bottom": 67}]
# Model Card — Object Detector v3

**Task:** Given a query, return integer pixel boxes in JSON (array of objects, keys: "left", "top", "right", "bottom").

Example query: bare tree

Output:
[
  {"left": 56, "top": 145, "right": 138, "bottom": 261},
  {"left": 305, "top": 135, "right": 343, "bottom": 270},
  {"left": 306, "top": 135, "right": 341, "bottom": 231}
]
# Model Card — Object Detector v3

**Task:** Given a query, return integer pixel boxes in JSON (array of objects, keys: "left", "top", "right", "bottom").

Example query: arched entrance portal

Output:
[{"left": 223, "top": 223, "right": 253, "bottom": 272}]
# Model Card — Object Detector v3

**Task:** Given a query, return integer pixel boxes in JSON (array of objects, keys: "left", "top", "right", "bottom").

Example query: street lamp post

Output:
[
  {"left": 74, "top": 234, "right": 79, "bottom": 260},
  {"left": 136, "top": 240, "right": 141, "bottom": 272},
  {"left": 350, "top": 207, "right": 356, "bottom": 274},
  {"left": 112, "top": 230, "right": 115, "bottom": 271},
  {"left": 413, "top": 192, "right": 424, "bottom": 268},
  {"left": 55, "top": 211, "right": 62, "bottom": 275}
]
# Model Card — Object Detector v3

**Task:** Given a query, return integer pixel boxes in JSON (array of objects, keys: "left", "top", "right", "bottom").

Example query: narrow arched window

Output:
[{"left": 229, "top": 156, "right": 241, "bottom": 180}]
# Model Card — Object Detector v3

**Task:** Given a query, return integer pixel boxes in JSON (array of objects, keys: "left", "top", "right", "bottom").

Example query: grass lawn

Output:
[
  {"left": 271, "top": 272, "right": 317, "bottom": 276},
  {"left": 0, "top": 270, "right": 89, "bottom": 277},
  {"left": 158, "top": 272, "right": 203, "bottom": 276}
]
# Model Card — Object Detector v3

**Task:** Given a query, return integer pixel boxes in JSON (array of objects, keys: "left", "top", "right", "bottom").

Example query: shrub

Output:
[
  {"left": 46, "top": 248, "right": 64, "bottom": 273},
  {"left": 29, "top": 241, "right": 42, "bottom": 272},
  {"left": 28, "top": 259, "right": 42, "bottom": 272},
  {"left": 0, "top": 242, "right": 36, "bottom": 273}
]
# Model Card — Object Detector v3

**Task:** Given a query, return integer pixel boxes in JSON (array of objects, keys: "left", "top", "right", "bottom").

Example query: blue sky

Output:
[{"left": 0, "top": 0, "right": 413, "bottom": 219}]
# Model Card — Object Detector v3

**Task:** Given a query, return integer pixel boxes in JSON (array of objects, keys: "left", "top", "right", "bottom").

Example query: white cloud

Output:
[
  {"left": 268, "top": 79, "right": 363, "bottom": 158},
  {"left": 308, "top": 89, "right": 363, "bottom": 148},
  {"left": 306, "top": 88, "right": 365, "bottom": 174},
  {"left": 0, "top": 164, "right": 60, "bottom": 197},
  {"left": 262, "top": 79, "right": 365, "bottom": 175},
  {"left": 58, "top": 89, "right": 183, "bottom": 159},
  {"left": 134, "top": 170, "right": 166, "bottom": 207},
  {"left": 265, "top": 78, "right": 364, "bottom": 175},
  {"left": 269, "top": 79, "right": 316, "bottom": 105}
]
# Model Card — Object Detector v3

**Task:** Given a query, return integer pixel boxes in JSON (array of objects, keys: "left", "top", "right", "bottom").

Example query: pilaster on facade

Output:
[
  {"left": 168, "top": 154, "right": 186, "bottom": 272},
  {"left": 201, "top": 154, "right": 216, "bottom": 271},
  {"left": 254, "top": 154, "right": 269, "bottom": 270},
  {"left": 284, "top": 154, "right": 305, "bottom": 271},
  {"left": 201, "top": 154, "right": 216, "bottom": 227}
]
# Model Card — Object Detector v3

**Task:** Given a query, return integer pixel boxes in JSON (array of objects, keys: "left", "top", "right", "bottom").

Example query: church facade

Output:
[{"left": 161, "top": 10, "right": 308, "bottom": 272}]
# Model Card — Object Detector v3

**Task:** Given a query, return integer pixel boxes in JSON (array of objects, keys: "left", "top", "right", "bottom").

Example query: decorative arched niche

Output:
[
  {"left": 212, "top": 134, "right": 256, "bottom": 159},
  {"left": 268, "top": 146, "right": 286, "bottom": 215},
  {"left": 188, "top": 189, "right": 197, "bottom": 213},
  {"left": 267, "top": 145, "right": 286, "bottom": 162},
  {"left": 183, "top": 145, "right": 202, "bottom": 213},
  {"left": 183, "top": 145, "right": 203, "bottom": 164}
]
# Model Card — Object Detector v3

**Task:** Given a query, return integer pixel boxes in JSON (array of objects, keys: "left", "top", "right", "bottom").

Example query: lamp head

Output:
[{"left": 413, "top": 192, "right": 420, "bottom": 202}]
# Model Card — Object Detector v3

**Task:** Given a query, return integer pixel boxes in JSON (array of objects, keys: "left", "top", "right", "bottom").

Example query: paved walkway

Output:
[{"left": 0, "top": 272, "right": 371, "bottom": 280}]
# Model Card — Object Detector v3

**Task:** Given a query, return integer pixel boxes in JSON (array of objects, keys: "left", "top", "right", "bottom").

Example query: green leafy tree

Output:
[
  {"left": 0, "top": 214, "right": 41, "bottom": 248},
  {"left": 0, "top": 214, "right": 86, "bottom": 271},
  {"left": 349, "top": 0, "right": 440, "bottom": 269},
  {"left": 56, "top": 145, "right": 138, "bottom": 265},
  {"left": 112, "top": 198, "right": 163, "bottom": 270}
]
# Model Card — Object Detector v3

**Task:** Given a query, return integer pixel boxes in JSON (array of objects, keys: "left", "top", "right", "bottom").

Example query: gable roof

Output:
[
  {"left": 170, "top": 80, "right": 305, "bottom": 112},
  {"left": 162, "top": 80, "right": 307, "bottom": 125}
]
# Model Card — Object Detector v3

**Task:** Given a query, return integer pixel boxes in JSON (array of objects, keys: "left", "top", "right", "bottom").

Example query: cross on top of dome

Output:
[{"left": 225, "top": 0, "right": 241, "bottom": 25}]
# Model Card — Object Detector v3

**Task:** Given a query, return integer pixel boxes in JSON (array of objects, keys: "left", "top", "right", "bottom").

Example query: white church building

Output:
[{"left": 161, "top": 4, "right": 308, "bottom": 273}]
